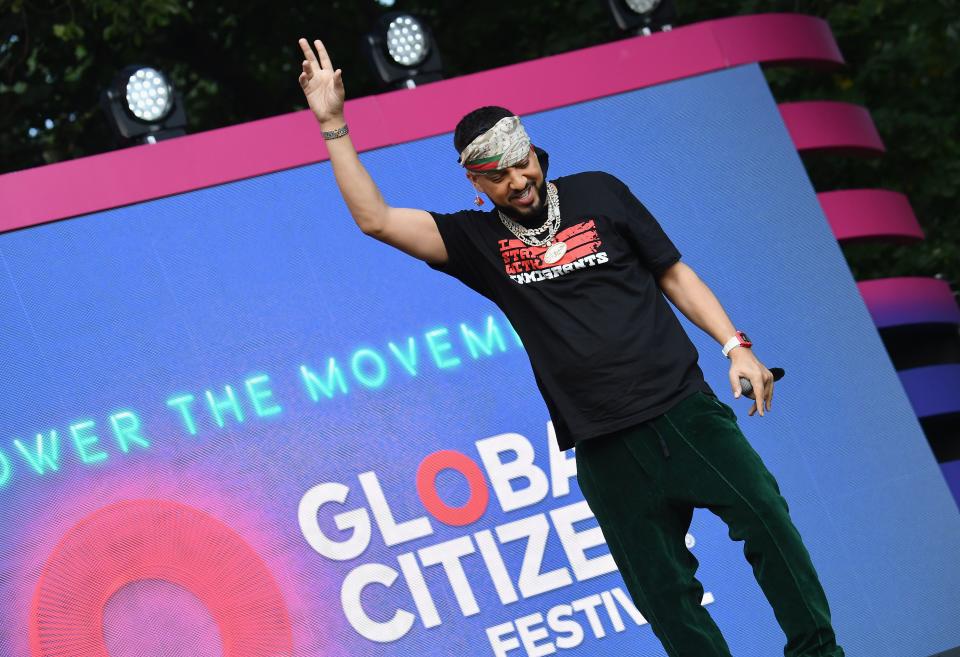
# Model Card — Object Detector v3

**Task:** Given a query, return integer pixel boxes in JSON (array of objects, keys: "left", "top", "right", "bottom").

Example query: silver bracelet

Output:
[{"left": 322, "top": 124, "right": 349, "bottom": 141}]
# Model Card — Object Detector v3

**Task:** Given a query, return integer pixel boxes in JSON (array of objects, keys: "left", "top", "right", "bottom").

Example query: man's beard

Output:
[{"left": 493, "top": 179, "right": 548, "bottom": 229}]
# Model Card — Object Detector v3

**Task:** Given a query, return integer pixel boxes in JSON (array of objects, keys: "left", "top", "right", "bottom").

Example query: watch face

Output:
[{"left": 738, "top": 331, "right": 751, "bottom": 344}]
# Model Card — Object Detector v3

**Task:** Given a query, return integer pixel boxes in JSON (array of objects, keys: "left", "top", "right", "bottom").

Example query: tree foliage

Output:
[{"left": 1, "top": 0, "right": 956, "bottom": 291}]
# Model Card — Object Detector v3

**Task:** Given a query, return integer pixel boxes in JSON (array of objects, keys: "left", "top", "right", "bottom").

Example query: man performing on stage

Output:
[{"left": 297, "top": 37, "right": 845, "bottom": 657}]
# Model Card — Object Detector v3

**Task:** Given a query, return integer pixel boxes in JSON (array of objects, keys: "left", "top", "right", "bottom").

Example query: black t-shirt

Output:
[{"left": 428, "top": 170, "right": 715, "bottom": 450}]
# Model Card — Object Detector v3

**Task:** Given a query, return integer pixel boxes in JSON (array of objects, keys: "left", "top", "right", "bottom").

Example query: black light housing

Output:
[
  {"left": 100, "top": 65, "right": 187, "bottom": 145},
  {"left": 363, "top": 12, "right": 443, "bottom": 89},
  {"left": 604, "top": 0, "right": 677, "bottom": 35}
]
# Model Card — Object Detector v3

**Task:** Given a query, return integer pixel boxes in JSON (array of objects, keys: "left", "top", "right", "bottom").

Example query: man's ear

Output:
[{"left": 466, "top": 170, "right": 482, "bottom": 192}]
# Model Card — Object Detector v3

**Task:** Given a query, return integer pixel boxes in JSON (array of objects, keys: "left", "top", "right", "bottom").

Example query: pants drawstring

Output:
[{"left": 651, "top": 423, "right": 670, "bottom": 459}]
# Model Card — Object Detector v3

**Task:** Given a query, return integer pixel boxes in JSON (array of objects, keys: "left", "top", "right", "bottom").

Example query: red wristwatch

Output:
[{"left": 722, "top": 330, "right": 753, "bottom": 358}]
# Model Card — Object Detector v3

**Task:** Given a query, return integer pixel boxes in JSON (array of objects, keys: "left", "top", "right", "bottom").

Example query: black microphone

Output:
[{"left": 739, "top": 367, "right": 784, "bottom": 397}]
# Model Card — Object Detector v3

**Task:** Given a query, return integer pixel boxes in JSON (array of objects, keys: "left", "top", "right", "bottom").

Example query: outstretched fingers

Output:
[
  {"left": 298, "top": 39, "right": 320, "bottom": 85},
  {"left": 314, "top": 39, "right": 334, "bottom": 71},
  {"left": 298, "top": 38, "right": 319, "bottom": 65}
]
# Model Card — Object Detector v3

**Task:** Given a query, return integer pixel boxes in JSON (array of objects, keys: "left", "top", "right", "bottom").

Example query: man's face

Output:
[{"left": 467, "top": 146, "right": 546, "bottom": 219}]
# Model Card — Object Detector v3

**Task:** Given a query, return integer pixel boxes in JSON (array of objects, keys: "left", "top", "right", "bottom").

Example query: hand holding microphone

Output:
[
  {"left": 738, "top": 367, "right": 784, "bottom": 398},
  {"left": 723, "top": 332, "right": 782, "bottom": 415}
]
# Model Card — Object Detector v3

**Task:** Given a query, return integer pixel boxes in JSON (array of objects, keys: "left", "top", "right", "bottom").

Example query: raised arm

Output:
[{"left": 297, "top": 38, "right": 447, "bottom": 265}]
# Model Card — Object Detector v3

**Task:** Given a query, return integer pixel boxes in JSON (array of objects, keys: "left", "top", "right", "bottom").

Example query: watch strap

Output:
[{"left": 722, "top": 331, "right": 752, "bottom": 358}]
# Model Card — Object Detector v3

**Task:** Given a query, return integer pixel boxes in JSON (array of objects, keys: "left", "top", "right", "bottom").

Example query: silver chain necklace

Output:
[{"left": 498, "top": 182, "right": 567, "bottom": 265}]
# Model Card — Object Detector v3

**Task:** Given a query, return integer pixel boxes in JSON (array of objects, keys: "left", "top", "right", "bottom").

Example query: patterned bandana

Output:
[{"left": 459, "top": 116, "right": 531, "bottom": 172}]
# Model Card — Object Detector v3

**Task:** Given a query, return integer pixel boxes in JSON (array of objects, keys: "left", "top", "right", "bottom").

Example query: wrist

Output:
[
  {"left": 318, "top": 114, "right": 346, "bottom": 131},
  {"left": 722, "top": 330, "right": 753, "bottom": 358}
]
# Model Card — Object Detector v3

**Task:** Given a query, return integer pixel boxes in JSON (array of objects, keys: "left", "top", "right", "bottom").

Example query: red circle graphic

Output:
[
  {"left": 416, "top": 449, "right": 490, "bottom": 526},
  {"left": 29, "top": 499, "right": 294, "bottom": 657}
]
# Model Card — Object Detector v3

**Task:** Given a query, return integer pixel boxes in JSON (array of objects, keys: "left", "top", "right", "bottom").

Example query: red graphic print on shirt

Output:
[{"left": 498, "top": 219, "right": 605, "bottom": 276}]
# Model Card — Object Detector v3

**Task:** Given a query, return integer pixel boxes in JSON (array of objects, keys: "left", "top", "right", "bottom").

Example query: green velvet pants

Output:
[{"left": 575, "top": 390, "right": 845, "bottom": 657}]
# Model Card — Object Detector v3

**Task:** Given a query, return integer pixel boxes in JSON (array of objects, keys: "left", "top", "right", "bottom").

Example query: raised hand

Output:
[{"left": 297, "top": 38, "right": 345, "bottom": 125}]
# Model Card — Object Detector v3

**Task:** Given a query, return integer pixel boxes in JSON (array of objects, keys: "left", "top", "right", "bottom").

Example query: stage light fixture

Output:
[
  {"left": 125, "top": 67, "right": 172, "bottom": 121},
  {"left": 100, "top": 65, "right": 187, "bottom": 145},
  {"left": 386, "top": 15, "right": 427, "bottom": 67},
  {"left": 625, "top": 0, "right": 660, "bottom": 13},
  {"left": 364, "top": 12, "right": 443, "bottom": 89},
  {"left": 604, "top": 0, "right": 677, "bottom": 35}
]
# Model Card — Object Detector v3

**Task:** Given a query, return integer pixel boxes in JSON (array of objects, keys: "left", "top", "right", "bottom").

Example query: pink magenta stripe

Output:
[
  {"left": 0, "top": 13, "right": 842, "bottom": 233},
  {"left": 778, "top": 101, "right": 885, "bottom": 154},
  {"left": 858, "top": 277, "right": 960, "bottom": 328},
  {"left": 818, "top": 189, "right": 924, "bottom": 243}
]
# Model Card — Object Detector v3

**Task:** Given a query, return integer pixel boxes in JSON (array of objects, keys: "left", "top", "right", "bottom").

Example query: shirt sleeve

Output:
[
  {"left": 606, "top": 174, "right": 682, "bottom": 278},
  {"left": 425, "top": 210, "right": 492, "bottom": 298}
]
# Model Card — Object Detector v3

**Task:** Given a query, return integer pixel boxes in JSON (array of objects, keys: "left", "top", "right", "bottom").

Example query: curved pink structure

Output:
[
  {"left": 707, "top": 13, "right": 843, "bottom": 68},
  {"left": 858, "top": 277, "right": 960, "bottom": 329},
  {"left": 818, "top": 189, "right": 924, "bottom": 243},
  {"left": 778, "top": 101, "right": 885, "bottom": 154}
]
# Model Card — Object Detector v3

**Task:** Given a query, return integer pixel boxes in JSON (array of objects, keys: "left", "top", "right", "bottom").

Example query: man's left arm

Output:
[{"left": 657, "top": 261, "right": 774, "bottom": 417}]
